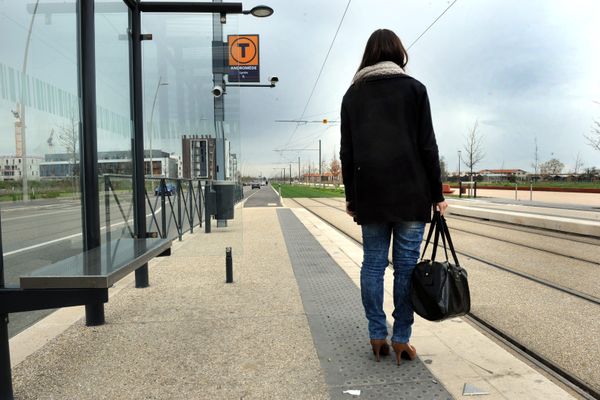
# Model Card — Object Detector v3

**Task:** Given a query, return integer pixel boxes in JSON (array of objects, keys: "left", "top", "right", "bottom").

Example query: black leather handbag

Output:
[{"left": 411, "top": 212, "right": 471, "bottom": 321}]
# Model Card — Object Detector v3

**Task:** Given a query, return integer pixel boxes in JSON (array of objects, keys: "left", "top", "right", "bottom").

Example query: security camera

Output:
[
  {"left": 269, "top": 76, "right": 279, "bottom": 86},
  {"left": 212, "top": 85, "right": 224, "bottom": 97}
]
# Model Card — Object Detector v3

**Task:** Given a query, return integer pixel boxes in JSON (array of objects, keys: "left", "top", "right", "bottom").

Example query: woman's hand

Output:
[
  {"left": 346, "top": 202, "right": 356, "bottom": 218},
  {"left": 434, "top": 201, "right": 448, "bottom": 216}
]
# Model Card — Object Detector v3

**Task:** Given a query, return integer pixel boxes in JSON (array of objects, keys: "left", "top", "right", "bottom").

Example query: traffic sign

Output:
[{"left": 227, "top": 34, "right": 260, "bottom": 82}]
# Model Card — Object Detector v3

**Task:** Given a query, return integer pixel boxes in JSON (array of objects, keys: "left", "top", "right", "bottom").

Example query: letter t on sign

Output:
[{"left": 237, "top": 43, "right": 249, "bottom": 58}]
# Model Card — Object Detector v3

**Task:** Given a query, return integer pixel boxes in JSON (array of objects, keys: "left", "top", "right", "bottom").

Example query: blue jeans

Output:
[{"left": 360, "top": 222, "right": 425, "bottom": 343}]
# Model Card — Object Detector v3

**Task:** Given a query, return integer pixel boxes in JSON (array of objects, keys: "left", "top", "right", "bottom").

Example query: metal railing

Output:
[{"left": 103, "top": 174, "right": 205, "bottom": 242}]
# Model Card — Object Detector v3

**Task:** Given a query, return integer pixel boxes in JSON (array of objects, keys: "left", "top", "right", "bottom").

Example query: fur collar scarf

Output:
[{"left": 352, "top": 61, "right": 404, "bottom": 84}]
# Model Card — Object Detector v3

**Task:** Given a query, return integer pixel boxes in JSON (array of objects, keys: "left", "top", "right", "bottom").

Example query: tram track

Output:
[
  {"left": 309, "top": 197, "right": 600, "bottom": 261},
  {"left": 303, "top": 198, "right": 600, "bottom": 302},
  {"left": 287, "top": 197, "right": 600, "bottom": 400},
  {"left": 444, "top": 225, "right": 599, "bottom": 266},
  {"left": 447, "top": 214, "right": 600, "bottom": 247}
]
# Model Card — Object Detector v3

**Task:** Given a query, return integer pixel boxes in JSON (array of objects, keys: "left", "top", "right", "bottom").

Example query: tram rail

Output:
[{"left": 304, "top": 198, "right": 600, "bottom": 300}]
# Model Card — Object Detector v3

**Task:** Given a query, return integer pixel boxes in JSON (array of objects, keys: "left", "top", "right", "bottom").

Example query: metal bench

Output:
[
  {"left": 0, "top": 237, "right": 172, "bottom": 399},
  {"left": 18, "top": 238, "right": 171, "bottom": 290}
]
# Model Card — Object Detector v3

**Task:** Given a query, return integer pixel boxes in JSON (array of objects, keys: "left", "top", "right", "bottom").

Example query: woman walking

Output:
[{"left": 340, "top": 29, "right": 448, "bottom": 365}]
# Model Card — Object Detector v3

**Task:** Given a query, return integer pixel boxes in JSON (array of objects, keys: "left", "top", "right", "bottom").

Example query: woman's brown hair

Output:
[{"left": 358, "top": 29, "right": 408, "bottom": 71}]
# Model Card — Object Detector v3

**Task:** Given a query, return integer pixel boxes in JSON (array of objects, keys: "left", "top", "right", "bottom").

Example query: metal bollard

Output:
[
  {"left": 530, "top": 183, "right": 533, "bottom": 201},
  {"left": 515, "top": 183, "right": 518, "bottom": 200},
  {"left": 205, "top": 183, "right": 212, "bottom": 234},
  {"left": 225, "top": 247, "right": 233, "bottom": 283}
]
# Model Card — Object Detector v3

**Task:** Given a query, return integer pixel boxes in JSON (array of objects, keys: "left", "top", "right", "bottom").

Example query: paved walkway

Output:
[
  {"left": 11, "top": 206, "right": 328, "bottom": 399},
  {"left": 8, "top": 187, "right": 579, "bottom": 399}
]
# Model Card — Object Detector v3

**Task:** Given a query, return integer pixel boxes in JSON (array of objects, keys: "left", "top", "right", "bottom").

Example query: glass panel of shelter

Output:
[
  {"left": 0, "top": 0, "right": 83, "bottom": 336},
  {"left": 95, "top": 0, "right": 134, "bottom": 244},
  {"left": 140, "top": 12, "right": 243, "bottom": 254}
]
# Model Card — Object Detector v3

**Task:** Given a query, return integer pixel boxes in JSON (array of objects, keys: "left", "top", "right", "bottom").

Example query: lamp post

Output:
[
  {"left": 458, "top": 150, "right": 462, "bottom": 198},
  {"left": 212, "top": 1, "right": 274, "bottom": 182},
  {"left": 148, "top": 77, "right": 168, "bottom": 178},
  {"left": 212, "top": 0, "right": 273, "bottom": 228},
  {"left": 14, "top": 0, "right": 40, "bottom": 202}
]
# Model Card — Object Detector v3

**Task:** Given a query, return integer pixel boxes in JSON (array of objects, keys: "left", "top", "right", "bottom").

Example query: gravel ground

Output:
[{"left": 11, "top": 208, "right": 329, "bottom": 400}]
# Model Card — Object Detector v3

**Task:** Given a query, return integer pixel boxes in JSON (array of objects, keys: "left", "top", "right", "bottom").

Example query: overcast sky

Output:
[
  {"left": 237, "top": 0, "right": 600, "bottom": 177},
  {"left": 1, "top": 0, "right": 599, "bottom": 179}
]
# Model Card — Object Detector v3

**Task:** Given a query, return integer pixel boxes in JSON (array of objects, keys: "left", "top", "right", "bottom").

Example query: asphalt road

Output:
[
  {"left": 243, "top": 184, "right": 281, "bottom": 207},
  {"left": 288, "top": 196, "right": 600, "bottom": 394}
]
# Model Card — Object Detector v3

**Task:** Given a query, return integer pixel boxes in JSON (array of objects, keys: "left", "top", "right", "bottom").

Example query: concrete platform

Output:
[
  {"left": 7, "top": 196, "right": 578, "bottom": 399},
  {"left": 10, "top": 205, "right": 328, "bottom": 399},
  {"left": 447, "top": 198, "right": 600, "bottom": 237},
  {"left": 289, "top": 205, "right": 577, "bottom": 400}
]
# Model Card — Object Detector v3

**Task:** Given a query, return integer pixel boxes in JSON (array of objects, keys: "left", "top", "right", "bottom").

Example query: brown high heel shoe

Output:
[
  {"left": 370, "top": 339, "right": 390, "bottom": 362},
  {"left": 391, "top": 342, "right": 417, "bottom": 365}
]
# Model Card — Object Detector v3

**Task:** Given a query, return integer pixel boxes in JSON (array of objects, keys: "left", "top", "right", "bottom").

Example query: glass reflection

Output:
[{"left": 0, "top": 0, "right": 82, "bottom": 336}]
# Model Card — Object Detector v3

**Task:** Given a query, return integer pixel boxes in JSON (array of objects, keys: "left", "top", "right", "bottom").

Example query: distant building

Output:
[
  {"left": 181, "top": 135, "right": 217, "bottom": 180},
  {"left": 39, "top": 150, "right": 178, "bottom": 178},
  {"left": 303, "top": 172, "right": 336, "bottom": 183},
  {"left": 0, "top": 156, "right": 42, "bottom": 181},
  {"left": 478, "top": 169, "right": 528, "bottom": 181},
  {"left": 230, "top": 153, "right": 239, "bottom": 181}
]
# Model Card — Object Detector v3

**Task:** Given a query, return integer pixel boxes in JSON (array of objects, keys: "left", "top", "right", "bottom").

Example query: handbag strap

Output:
[
  {"left": 432, "top": 215, "right": 444, "bottom": 261},
  {"left": 420, "top": 211, "right": 439, "bottom": 260},
  {"left": 440, "top": 215, "right": 460, "bottom": 266},
  {"left": 439, "top": 216, "right": 449, "bottom": 261}
]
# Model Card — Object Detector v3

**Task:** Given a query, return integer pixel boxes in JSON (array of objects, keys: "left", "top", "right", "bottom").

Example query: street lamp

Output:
[
  {"left": 148, "top": 77, "right": 168, "bottom": 178},
  {"left": 15, "top": 0, "right": 41, "bottom": 202},
  {"left": 458, "top": 150, "right": 462, "bottom": 198},
  {"left": 242, "top": 5, "right": 274, "bottom": 17},
  {"left": 457, "top": 150, "right": 461, "bottom": 180}
]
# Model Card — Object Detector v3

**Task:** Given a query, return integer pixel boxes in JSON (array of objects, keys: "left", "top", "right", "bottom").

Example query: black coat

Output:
[{"left": 340, "top": 73, "right": 444, "bottom": 224}]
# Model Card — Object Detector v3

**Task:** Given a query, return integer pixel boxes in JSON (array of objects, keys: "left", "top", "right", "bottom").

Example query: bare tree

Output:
[
  {"left": 539, "top": 158, "right": 564, "bottom": 176},
  {"left": 329, "top": 157, "right": 341, "bottom": 177},
  {"left": 584, "top": 121, "right": 600, "bottom": 151},
  {"left": 57, "top": 108, "right": 79, "bottom": 195},
  {"left": 329, "top": 156, "right": 341, "bottom": 187},
  {"left": 584, "top": 120, "right": 600, "bottom": 151},
  {"left": 462, "top": 120, "right": 485, "bottom": 179},
  {"left": 573, "top": 152, "right": 584, "bottom": 174},
  {"left": 439, "top": 156, "right": 448, "bottom": 181}
]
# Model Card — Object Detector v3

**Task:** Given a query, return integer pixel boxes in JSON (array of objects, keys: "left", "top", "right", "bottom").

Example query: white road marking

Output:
[
  {"left": 4, "top": 209, "right": 159, "bottom": 257},
  {"left": 241, "top": 187, "right": 264, "bottom": 205},
  {"left": 0, "top": 202, "right": 80, "bottom": 213},
  {"left": 2, "top": 209, "right": 78, "bottom": 222}
]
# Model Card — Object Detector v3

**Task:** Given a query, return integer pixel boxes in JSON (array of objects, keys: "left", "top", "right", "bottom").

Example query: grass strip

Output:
[{"left": 276, "top": 184, "right": 345, "bottom": 198}]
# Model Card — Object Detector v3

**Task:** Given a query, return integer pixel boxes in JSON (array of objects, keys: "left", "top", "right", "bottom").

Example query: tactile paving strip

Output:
[{"left": 278, "top": 209, "right": 452, "bottom": 400}]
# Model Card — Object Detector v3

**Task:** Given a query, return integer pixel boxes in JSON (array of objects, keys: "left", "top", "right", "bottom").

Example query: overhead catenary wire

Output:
[
  {"left": 282, "top": 0, "right": 352, "bottom": 149},
  {"left": 407, "top": 0, "right": 460, "bottom": 50},
  {"left": 279, "top": 126, "right": 334, "bottom": 150}
]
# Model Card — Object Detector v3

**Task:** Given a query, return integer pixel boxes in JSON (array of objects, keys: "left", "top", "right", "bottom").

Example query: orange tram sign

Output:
[{"left": 227, "top": 34, "right": 260, "bottom": 82}]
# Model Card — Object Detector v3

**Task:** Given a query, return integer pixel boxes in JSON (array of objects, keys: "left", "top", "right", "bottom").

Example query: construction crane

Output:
[
  {"left": 47, "top": 129, "right": 55, "bottom": 153},
  {"left": 275, "top": 118, "right": 339, "bottom": 125}
]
